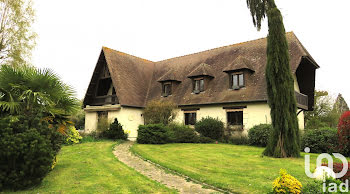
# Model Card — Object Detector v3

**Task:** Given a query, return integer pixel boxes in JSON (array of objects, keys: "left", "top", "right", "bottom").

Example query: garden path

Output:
[{"left": 113, "top": 141, "right": 220, "bottom": 194}]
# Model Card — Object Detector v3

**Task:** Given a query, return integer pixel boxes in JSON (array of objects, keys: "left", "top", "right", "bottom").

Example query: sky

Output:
[{"left": 32, "top": 0, "right": 350, "bottom": 104}]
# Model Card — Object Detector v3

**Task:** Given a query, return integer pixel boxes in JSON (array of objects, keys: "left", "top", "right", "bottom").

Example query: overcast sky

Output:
[{"left": 32, "top": 0, "right": 350, "bottom": 104}]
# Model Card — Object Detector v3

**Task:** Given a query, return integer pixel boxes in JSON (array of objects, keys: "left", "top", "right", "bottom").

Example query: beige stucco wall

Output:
[
  {"left": 174, "top": 101, "right": 304, "bottom": 136},
  {"left": 84, "top": 105, "right": 144, "bottom": 141},
  {"left": 108, "top": 107, "right": 144, "bottom": 141},
  {"left": 84, "top": 111, "right": 98, "bottom": 133}
]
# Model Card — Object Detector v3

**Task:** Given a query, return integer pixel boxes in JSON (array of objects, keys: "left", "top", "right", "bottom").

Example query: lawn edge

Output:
[
  {"left": 130, "top": 143, "right": 238, "bottom": 194},
  {"left": 111, "top": 141, "right": 178, "bottom": 194}
]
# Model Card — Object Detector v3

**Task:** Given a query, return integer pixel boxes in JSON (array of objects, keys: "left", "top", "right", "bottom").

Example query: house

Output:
[{"left": 83, "top": 32, "right": 319, "bottom": 141}]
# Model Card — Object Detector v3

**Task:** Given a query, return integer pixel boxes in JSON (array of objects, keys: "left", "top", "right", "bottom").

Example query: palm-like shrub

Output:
[
  {"left": 0, "top": 65, "right": 79, "bottom": 133},
  {"left": 0, "top": 65, "right": 78, "bottom": 190}
]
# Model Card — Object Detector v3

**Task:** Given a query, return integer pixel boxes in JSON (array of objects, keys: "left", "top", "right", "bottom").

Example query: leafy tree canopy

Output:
[{"left": 0, "top": 0, "right": 36, "bottom": 66}]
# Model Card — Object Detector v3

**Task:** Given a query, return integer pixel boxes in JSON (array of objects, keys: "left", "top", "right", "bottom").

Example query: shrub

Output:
[
  {"left": 167, "top": 123, "right": 198, "bottom": 143},
  {"left": 64, "top": 126, "right": 82, "bottom": 145},
  {"left": 70, "top": 107, "right": 85, "bottom": 130},
  {"left": 96, "top": 117, "right": 110, "bottom": 137},
  {"left": 248, "top": 124, "right": 272, "bottom": 147},
  {"left": 302, "top": 180, "right": 323, "bottom": 194},
  {"left": 0, "top": 116, "right": 63, "bottom": 190},
  {"left": 101, "top": 118, "right": 128, "bottom": 140},
  {"left": 337, "top": 111, "right": 350, "bottom": 155},
  {"left": 195, "top": 117, "right": 224, "bottom": 140},
  {"left": 272, "top": 169, "right": 302, "bottom": 194},
  {"left": 137, "top": 124, "right": 169, "bottom": 144},
  {"left": 144, "top": 100, "right": 177, "bottom": 125},
  {"left": 301, "top": 128, "right": 338, "bottom": 154},
  {"left": 223, "top": 135, "right": 249, "bottom": 145}
]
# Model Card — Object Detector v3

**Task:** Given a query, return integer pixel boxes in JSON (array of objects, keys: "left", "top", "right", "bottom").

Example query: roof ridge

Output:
[
  {"left": 154, "top": 33, "right": 290, "bottom": 64},
  {"left": 102, "top": 46, "right": 154, "bottom": 63}
]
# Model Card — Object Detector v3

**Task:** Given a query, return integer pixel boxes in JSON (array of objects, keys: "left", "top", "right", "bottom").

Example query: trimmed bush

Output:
[
  {"left": 195, "top": 117, "right": 224, "bottom": 140},
  {"left": 301, "top": 128, "right": 338, "bottom": 154},
  {"left": 248, "top": 124, "right": 272, "bottom": 147},
  {"left": 101, "top": 118, "right": 128, "bottom": 140},
  {"left": 167, "top": 123, "right": 198, "bottom": 143},
  {"left": 337, "top": 111, "right": 350, "bottom": 155},
  {"left": 64, "top": 126, "right": 82, "bottom": 145},
  {"left": 137, "top": 124, "right": 169, "bottom": 144},
  {"left": 0, "top": 116, "right": 63, "bottom": 190}
]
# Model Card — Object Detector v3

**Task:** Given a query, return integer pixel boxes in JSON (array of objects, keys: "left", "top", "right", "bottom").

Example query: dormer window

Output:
[
  {"left": 231, "top": 73, "right": 244, "bottom": 90},
  {"left": 193, "top": 78, "right": 204, "bottom": 94},
  {"left": 162, "top": 82, "right": 172, "bottom": 97}
]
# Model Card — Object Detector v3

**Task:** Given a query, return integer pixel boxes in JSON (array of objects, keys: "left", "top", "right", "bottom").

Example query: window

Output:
[
  {"left": 185, "top": 112, "right": 197, "bottom": 125},
  {"left": 162, "top": 83, "right": 172, "bottom": 97},
  {"left": 227, "top": 111, "right": 243, "bottom": 126},
  {"left": 96, "top": 78, "right": 112, "bottom": 96},
  {"left": 231, "top": 73, "right": 244, "bottom": 89},
  {"left": 193, "top": 79, "right": 204, "bottom": 93},
  {"left": 97, "top": 111, "right": 108, "bottom": 122}
]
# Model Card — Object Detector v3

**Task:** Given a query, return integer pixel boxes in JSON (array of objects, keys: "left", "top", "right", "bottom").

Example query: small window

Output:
[
  {"left": 231, "top": 73, "right": 244, "bottom": 89},
  {"left": 185, "top": 112, "right": 196, "bottom": 125},
  {"left": 193, "top": 79, "right": 204, "bottom": 93},
  {"left": 227, "top": 111, "right": 243, "bottom": 126},
  {"left": 162, "top": 83, "right": 172, "bottom": 97},
  {"left": 97, "top": 111, "right": 108, "bottom": 122}
]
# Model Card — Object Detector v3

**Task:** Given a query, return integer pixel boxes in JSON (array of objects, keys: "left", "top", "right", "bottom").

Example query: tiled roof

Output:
[{"left": 84, "top": 32, "right": 318, "bottom": 108}]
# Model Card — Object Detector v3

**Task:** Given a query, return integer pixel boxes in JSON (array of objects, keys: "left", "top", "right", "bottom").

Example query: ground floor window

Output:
[
  {"left": 184, "top": 112, "right": 197, "bottom": 125},
  {"left": 227, "top": 111, "right": 243, "bottom": 126}
]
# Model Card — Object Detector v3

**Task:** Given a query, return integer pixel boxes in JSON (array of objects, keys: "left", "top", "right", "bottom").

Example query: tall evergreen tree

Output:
[
  {"left": 246, "top": 0, "right": 300, "bottom": 157},
  {"left": 333, "top": 93, "right": 349, "bottom": 115}
]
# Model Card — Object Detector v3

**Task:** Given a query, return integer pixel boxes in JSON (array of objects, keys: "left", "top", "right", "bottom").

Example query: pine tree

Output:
[
  {"left": 333, "top": 94, "right": 349, "bottom": 115},
  {"left": 246, "top": 0, "right": 300, "bottom": 157}
]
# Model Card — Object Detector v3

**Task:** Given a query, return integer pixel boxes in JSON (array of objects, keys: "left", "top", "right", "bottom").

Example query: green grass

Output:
[
  {"left": 131, "top": 143, "right": 328, "bottom": 194},
  {"left": 8, "top": 141, "right": 175, "bottom": 194}
]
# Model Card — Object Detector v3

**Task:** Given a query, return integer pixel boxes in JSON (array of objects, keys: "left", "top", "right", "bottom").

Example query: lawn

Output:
[
  {"left": 8, "top": 141, "right": 175, "bottom": 194},
  {"left": 132, "top": 143, "right": 323, "bottom": 194}
]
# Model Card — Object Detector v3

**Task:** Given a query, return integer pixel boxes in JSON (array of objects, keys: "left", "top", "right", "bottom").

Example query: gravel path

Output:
[{"left": 113, "top": 141, "right": 220, "bottom": 194}]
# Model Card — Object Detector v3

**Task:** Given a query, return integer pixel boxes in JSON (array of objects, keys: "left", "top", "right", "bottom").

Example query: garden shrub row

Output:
[
  {"left": 301, "top": 127, "right": 338, "bottom": 154},
  {"left": 137, "top": 123, "right": 214, "bottom": 144}
]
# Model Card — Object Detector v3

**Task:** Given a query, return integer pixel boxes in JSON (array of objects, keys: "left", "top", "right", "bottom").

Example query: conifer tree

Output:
[
  {"left": 246, "top": 0, "right": 300, "bottom": 157},
  {"left": 333, "top": 94, "right": 349, "bottom": 115}
]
